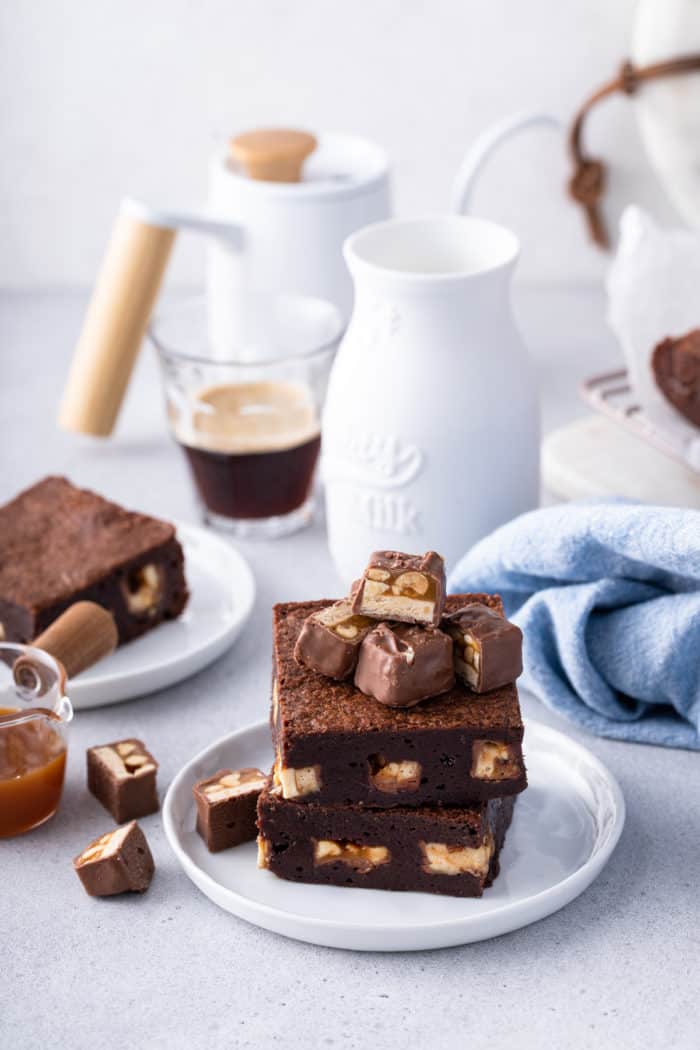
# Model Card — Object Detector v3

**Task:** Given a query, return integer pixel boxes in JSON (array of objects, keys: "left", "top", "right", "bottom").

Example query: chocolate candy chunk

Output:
[
  {"left": 87, "top": 739, "right": 159, "bottom": 823},
  {"left": 257, "top": 786, "right": 515, "bottom": 898},
  {"left": 443, "top": 603, "right": 522, "bottom": 693},
  {"left": 73, "top": 821, "right": 154, "bottom": 896},
  {"left": 293, "top": 600, "right": 373, "bottom": 680},
  {"left": 352, "top": 550, "right": 446, "bottom": 627},
  {"left": 193, "top": 767, "right": 267, "bottom": 852},
  {"left": 354, "top": 623, "right": 455, "bottom": 708},
  {"left": 652, "top": 329, "right": 700, "bottom": 428}
]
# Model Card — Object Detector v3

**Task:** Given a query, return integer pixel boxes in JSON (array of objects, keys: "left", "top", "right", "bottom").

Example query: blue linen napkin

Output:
[{"left": 448, "top": 502, "right": 700, "bottom": 749}]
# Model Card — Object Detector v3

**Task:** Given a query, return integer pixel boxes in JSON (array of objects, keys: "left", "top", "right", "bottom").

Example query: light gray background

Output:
[
  {"left": 1, "top": 289, "right": 697, "bottom": 1050},
  {"left": 0, "top": 0, "right": 681, "bottom": 289}
]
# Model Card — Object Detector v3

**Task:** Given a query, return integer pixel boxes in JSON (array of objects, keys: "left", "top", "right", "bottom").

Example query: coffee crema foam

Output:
[{"left": 174, "top": 381, "right": 321, "bottom": 454}]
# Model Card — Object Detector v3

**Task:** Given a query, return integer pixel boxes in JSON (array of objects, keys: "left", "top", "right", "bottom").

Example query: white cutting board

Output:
[{"left": 542, "top": 414, "right": 700, "bottom": 507}]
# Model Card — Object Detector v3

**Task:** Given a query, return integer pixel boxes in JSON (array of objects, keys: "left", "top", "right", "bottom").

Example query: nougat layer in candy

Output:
[
  {"left": 354, "top": 623, "right": 455, "bottom": 707},
  {"left": 352, "top": 550, "right": 446, "bottom": 627},
  {"left": 294, "top": 600, "right": 373, "bottom": 680},
  {"left": 193, "top": 767, "right": 266, "bottom": 852},
  {"left": 257, "top": 787, "right": 515, "bottom": 898},
  {"left": 271, "top": 597, "right": 526, "bottom": 807},
  {"left": 87, "top": 738, "right": 159, "bottom": 824},
  {"left": 73, "top": 821, "right": 154, "bottom": 896},
  {"left": 443, "top": 603, "right": 522, "bottom": 693}
]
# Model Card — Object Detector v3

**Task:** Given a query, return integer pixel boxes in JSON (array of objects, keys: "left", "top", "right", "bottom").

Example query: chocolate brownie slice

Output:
[
  {"left": 0, "top": 476, "right": 188, "bottom": 645},
  {"left": 271, "top": 596, "right": 527, "bottom": 807},
  {"left": 257, "top": 786, "right": 515, "bottom": 897}
]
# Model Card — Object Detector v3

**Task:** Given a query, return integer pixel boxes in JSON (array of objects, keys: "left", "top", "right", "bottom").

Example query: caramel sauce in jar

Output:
[{"left": 0, "top": 708, "right": 67, "bottom": 837}]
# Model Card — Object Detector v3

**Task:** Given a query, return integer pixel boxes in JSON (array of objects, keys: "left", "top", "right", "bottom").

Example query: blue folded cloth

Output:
[{"left": 448, "top": 502, "right": 700, "bottom": 749}]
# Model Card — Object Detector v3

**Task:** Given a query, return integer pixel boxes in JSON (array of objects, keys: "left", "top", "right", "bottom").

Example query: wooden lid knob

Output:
[
  {"left": 31, "top": 602, "right": 118, "bottom": 680},
  {"left": 229, "top": 128, "right": 317, "bottom": 182}
]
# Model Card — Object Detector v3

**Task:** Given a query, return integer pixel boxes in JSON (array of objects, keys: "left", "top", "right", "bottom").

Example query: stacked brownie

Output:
[{"left": 257, "top": 550, "right": 527, "bottom": 898}]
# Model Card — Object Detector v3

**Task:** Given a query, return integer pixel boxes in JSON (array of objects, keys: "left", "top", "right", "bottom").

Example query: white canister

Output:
[
  {"left": 322, "top": 215, "right": 540, "bottom": 584},
  {"left": 206, "top": 134, "right": 391, "bottom": 353}
]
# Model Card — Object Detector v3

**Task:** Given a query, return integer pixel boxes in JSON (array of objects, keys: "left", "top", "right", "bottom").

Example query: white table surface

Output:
[{"left": 2, "top": 288, "right": 697, "bottom": 1050}]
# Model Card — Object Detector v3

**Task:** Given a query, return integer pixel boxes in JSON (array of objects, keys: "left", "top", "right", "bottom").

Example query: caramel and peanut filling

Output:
[
  {"left": 358, "top": 567, "right": 438, "bottom": 622},
  {"left": 471, "top": 740, "right": 520, "bottom": 780},
  {"left": 369, "top": 755, "right": 422, "bottom": 794},
  {"left": 201, "top": 769, "right": 266, "bottom": 804},
  {"left": 273, "top": 756, "right": 322, "bottom": 799},
  {"left": 447, "top": 627, "right": 481, "bottom": 688},
  {"left": 420, "top": 833, "right": 494, "bottom": 877},
  {"left": 314, "top": 600, "right": 373, "bottom": 641},
  {"left": 313, "top": 839, "right": 390, "bottom": 873},
  {"left": 94, "top": 741, "right": 156, "bottom": 781},
  {"left": 122, "top": 563, "right": 162, "bottom": 617}
]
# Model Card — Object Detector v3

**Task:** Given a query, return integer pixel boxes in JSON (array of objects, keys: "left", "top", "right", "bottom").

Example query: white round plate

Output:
[
  {"left": 163, "top": 718, "right": 625, "bottom": 951},
  {"left": 70, "top": 523, "right": 255, "bottom": 709}
]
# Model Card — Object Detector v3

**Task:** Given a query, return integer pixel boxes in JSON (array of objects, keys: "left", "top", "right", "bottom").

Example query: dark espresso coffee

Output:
[{"left": 176, "top": 382, "right": 321, "bottom": 520}]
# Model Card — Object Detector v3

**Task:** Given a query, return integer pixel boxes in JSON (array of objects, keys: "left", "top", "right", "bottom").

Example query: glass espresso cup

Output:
[{"left": 151, "top": 295, "right": 343, "bottom": 537}]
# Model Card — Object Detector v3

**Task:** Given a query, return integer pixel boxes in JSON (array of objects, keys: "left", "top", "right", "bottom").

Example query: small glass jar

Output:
[{"left": 0, "top": 645, "right": 73, "bottom": 837}]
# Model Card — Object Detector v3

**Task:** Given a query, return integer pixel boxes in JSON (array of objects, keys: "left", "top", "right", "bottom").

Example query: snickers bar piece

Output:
[
  {"left": 294, "top": 600, "right": 373, "bottom": 680},
  {"left": 354, "top": 623, "right": 455, "bottom": 708},
  {"left": 193, "top": 767, "right": 267, "bottom": 852},
  {"left": 73, "top": 821, "right": 155, "bottom": 896},
  {"left": 352, "top": 550, "right": 446, "bottom": 627},
  {"left": 443, "top": 603, "right": 523, "bottom": 693},
  {"left": 257, "top": 786, "right": 515, "bottom": 898},
  {"left": 0, "top": 476, "right": 188, "bottom": 645},
  {"left": 271, "top": 596, "right": 526, "bottom": 807},
  {"left": 87, "top": 739, "right": 159, "bottom": 824},
  {"left": 652, "top": 328, "right": 700, "bottom": 428}
]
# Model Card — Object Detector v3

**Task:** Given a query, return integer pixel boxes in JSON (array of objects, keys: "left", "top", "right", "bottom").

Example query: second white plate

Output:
[
  {"left": 163, "top": 718, "right": 625, "bottom": 951},
  {"left": 70, "top": 523, "right": 255, "bottom": 709}
]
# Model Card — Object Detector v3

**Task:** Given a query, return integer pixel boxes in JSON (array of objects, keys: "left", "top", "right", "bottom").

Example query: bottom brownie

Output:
[{"left": 257, "top": 788, "right": 515, "bottom": 898}]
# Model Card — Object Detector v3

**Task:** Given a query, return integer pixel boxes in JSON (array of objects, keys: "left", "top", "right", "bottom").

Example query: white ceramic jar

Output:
[{"left": 322, "top": 215, "right": 540, "bottom": 584}]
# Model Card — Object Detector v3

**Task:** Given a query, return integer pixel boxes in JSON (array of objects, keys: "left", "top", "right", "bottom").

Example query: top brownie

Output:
[
  {"left": 0, "top": 476, "right": 188, "bottom": 644},
  {"left": 271, "top": 595, "right": 527, "bottom": 807}
]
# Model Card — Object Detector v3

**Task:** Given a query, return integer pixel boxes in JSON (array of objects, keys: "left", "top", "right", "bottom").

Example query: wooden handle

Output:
[
  {"left": 229, "top": 128, "right": 317, "bottom": 182},
  {"left": 31, "top": 602, "right": 118, "bottom": 680},
  {"left": 58, "top": 208, "right": 176, "bottom": 437}
]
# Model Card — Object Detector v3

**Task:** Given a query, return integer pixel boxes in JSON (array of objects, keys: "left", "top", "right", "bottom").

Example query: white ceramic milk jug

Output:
[{"left": 322, "top": 215, "right": 540, "bottom": 583}]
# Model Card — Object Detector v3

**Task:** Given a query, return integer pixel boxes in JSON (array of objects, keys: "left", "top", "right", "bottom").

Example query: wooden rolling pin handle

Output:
[
  {"left": 229, "top": 128, "right": 317, "bottom": 183},
  {"left": 31, "top": 602, "right": 119, "bottom": 680},
  {"left": 58, "top": 204, "right": 177, "bottom": 437}
]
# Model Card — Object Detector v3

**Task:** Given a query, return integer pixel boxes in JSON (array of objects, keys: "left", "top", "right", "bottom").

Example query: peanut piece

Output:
[
  {"left": 363, "top": 579, "right": 390, "bottom": 598},
  {"left": 420, "top": 834, "right": 493, "bottom": 877},
  {"left": 393, "top": 571, "right": 429, "bottom": 596},
  {"left": 335, "top": 622, "right": 359, "bottom": 639},
  {"left": 367, "top": 568, "right": 391, "bottom": 582}
]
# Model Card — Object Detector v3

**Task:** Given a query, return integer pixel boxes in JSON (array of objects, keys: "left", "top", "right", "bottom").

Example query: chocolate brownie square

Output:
[
  {"left": 271, "top": 595, "right": 527, "bottom": 808},
  {"left": 0, "top": 476, "right": 188, "bottom": 644}
]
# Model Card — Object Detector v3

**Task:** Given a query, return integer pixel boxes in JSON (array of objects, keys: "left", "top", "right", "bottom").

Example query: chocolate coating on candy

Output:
[
  {"left": 73, "top": 821, "right": 154, "bottom": 896},
  {"left": 193, "top": 767, "right": 266, "bottom": 852},
  {"left": 354, "top": 622, "right": 455, "bottom": 708},
  {"left": 294, "top": 600, "right": 373, "bottom": 680},
  {"left": 443, "top": 603, "right": 522, "bottom": 693},
  {"left": 87, "top": 738, "right": 159, "bottom": 824},
  {"left": 652, "top": 329, "right": 700, "bottom": 428},
  {"left": 352, "top": 550, "right": 446, "bottom": 627}
]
